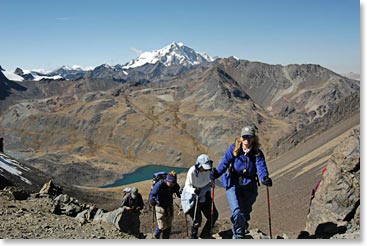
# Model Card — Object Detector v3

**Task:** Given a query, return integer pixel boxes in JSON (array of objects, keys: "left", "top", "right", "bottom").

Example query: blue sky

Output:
[{"left": 1, "top": 0, "right": 361, "bottom": 74}]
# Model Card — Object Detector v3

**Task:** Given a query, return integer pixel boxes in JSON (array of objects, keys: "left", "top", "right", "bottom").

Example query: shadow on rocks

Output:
[{"left": 297, "top": 222, "right": 347, "bottom": 239}]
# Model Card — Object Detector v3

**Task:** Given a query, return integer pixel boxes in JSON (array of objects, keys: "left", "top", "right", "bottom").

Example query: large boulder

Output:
[
  {"left": 75, "top": 204, "right": 98, "bottom": 224},
  {"left": 2, "top": 186, "right": 29, "bottom": 200},
  {"left": 52, "top": 194, "right": 85, "bottom": 216},
  {"left": 93, "top": 207, "right": 140, "bottom": 237},
  {"left": 304, "top": 127, "right": 360, "bottom": 238}
]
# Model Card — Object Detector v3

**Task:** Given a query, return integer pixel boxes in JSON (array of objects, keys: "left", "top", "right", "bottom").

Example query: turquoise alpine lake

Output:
[{"left": 99, "top": 165, "right": 189, "bottom": 188}]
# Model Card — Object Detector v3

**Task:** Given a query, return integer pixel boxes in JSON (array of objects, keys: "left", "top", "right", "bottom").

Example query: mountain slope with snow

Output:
[
  {"left": 2, "top": 70, "right": 24, "bottom": 82},
  {"left": 0, "top": 153, "right": 31, "bottom": 185},
  {"left": 48, "top": 65, "right": 93, "bottom": 80},
  {"left": 13, "top": 65, "right": 93, "bottom": 81},
  {"left": 123, "top": 42, "right": 214, "bottom": 69}
]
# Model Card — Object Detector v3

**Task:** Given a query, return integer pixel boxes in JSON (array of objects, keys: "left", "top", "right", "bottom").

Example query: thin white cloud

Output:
[
  {"left": 130, "top": 47, "right": 143, "bottom": 55},
  {"left": 56, "top": 17, "right": 72, "bottom": 21}
]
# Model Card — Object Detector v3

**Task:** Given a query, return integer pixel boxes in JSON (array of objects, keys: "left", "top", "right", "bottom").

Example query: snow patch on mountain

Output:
[
  {"left": 2, "top": 70, "right": 24, "bottom": 81},
  {"left": 56, "top": 65, "right": 94, "bottom": 71},
  {"left": 32, "top": 74, "right": 64, "bottom": 81},
  {"left": 0, "top": 153, "right": 31, "bottom": 185}
]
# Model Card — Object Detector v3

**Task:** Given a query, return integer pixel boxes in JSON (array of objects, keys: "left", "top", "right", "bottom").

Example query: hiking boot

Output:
[
  {"left": 154, "top": 227, "right": 161, "bottom": 239},
  {"left": 191, "top": 225, "right": 199, "bottom": 239},
  {"left": 162, "top": 228, "right": 171, "bottom": 239},
  {"left": 232, "top": 233, "right": 244, "bottom": 239}
]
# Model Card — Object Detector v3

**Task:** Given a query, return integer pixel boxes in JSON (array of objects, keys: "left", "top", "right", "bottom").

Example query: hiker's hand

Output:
[
  {"left": 150, "top": 199, "right": 157, "bottom": 206},
  {"left": 210, "top": 168, "right": 219, "bottom": 180},
  {"left": 194, "top": 187, "right": 201, "bottom": 195},
  {"left": 262, "top": 176, "right": 272, "bottom": 187}
]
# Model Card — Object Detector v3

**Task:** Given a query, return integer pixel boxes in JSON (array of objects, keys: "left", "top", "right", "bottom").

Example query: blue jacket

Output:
[
  {"left": 149, "top": 180, "right": 181, "bottom": 208},
  {"left": 217, "top": 144, "right": 269, "bottom": 186}
]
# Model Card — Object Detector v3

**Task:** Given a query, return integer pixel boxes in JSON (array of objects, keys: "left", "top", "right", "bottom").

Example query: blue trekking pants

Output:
[{"left": 225, "top": 181, "right": 258, "bottom": 238}]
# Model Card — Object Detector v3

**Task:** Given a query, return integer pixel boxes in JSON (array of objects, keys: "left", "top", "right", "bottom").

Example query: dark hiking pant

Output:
[{"left": 188, "top": 192, "right": 218, "bottom": 239}]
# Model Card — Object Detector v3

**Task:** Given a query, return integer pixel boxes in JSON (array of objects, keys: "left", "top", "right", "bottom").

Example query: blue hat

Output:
[{"left": 166, "top": 171, "right": 177, "bottom": 183}]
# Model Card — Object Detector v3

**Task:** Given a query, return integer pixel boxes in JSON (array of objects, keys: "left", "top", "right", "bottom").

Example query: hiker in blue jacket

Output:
[
  {"left": 149, "top": 171, "right": 181, "bottom": 239},
  {"left": 211, "top": 126, "right": 272, "bottom": 239}
]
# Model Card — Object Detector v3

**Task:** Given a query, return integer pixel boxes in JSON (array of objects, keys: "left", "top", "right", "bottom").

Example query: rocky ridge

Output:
[{"left": 300, "top": 127, "right": 360, "bottom": 239}]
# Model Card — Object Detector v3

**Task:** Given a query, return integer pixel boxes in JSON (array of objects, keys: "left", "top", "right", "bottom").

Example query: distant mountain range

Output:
[
  {"left": 1, "top": 42, "right": 359, "bottom": 83},
  {"left": 1, "top": 42, "right": 214, "bottom": 82}
]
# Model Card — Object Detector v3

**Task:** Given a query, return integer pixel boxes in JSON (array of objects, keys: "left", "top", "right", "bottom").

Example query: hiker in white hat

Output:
[{"left": 181, "top": 154, "right": 218, "bottom": 239}]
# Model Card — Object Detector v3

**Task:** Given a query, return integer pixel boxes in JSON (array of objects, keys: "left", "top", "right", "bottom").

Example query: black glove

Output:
[
  {"left": 210, "top": 168, "right": 220, "bottom": 180},
  {"left": 179, "top": 186, "right": 184, "bottom": 195},
  {"left": 262, "top": 176, "right": 272, "bottom": 187},
  {"left": 150, "top": 199, "right": 157, "bottom": 206},
  {"left": 194, "top": 187, "right": 201, "bottom": 195}
]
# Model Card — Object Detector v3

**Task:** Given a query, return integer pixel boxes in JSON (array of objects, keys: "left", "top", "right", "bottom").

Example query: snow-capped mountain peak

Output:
[
  {"left": 57, "top": 65, "right": 94, "bottom": 71},
  {"left": 123, "top": 42, "right": 214, "bottom": 69}
]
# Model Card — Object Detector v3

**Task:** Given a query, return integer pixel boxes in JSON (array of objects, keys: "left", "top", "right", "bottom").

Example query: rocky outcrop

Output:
[
  {"left": 39, "top": 180, "right": 63, "bottom": 197},
  {"left": 52, "top": 194, "right": 85, "bottom": 217},
  {"left": 2, "top": 186, "right": 29, "bottom": 200},
  {"left": 303, "top": 127, "right": 360, "bottom": 239},
  {"left": 39, "top": 180, "right": 142, "bottom": 237},
  {"left": 93, "top": 207, "right": 141, "bottom": 237}
]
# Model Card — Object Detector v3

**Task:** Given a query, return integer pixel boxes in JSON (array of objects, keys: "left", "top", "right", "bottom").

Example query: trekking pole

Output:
[
  {"left": 185, "top": 213, "right": 189, "bottom": 238},
  {"left": 193, "top": 194, "right": 199, "bottom": 224},
  {"left": 152, "top": 205, "right": 157, "bottom": 236},
  {"left": 266, "top": 186, "right": 272, "bottom": 239},
  {"left": 210, "top": 179, "right": 215, "bottom": 236}
]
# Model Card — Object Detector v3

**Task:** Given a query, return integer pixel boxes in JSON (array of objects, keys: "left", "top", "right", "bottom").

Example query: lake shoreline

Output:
[{"left": 99, "top": 164, "right": 188, "bottom": 188}]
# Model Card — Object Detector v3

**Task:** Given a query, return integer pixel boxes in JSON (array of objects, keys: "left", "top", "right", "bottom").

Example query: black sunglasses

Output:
[{"left": 242, "top": 135, "right": 254, "bottom": 140}]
